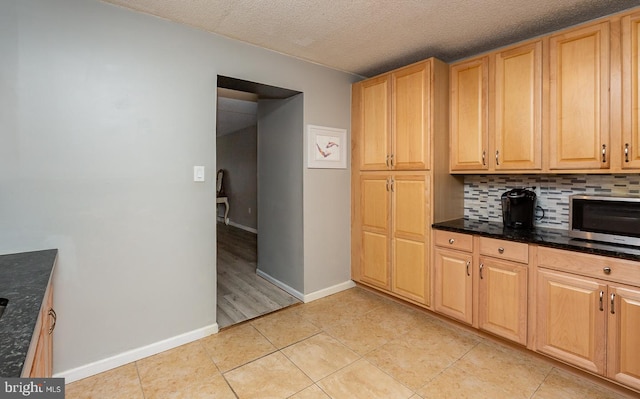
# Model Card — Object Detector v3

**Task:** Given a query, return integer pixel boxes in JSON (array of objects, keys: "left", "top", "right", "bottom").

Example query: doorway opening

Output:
[{"left": 216, "top": 76, "right": 303, "bottom": 329}]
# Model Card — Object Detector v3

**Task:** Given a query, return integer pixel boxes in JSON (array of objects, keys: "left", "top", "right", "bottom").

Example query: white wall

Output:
[{"left": 0, "top": 0, "right": 358, "bottom": 377}]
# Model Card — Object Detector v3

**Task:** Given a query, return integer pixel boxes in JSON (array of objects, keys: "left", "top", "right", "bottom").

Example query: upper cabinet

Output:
[
  {"left": 450, "top": 57, "right": 489, "bottom": 171},
  {"left": 547, "top": 21, "right": 610, "bottom": 170},
  {"left": 450, "top": 40, "right": 542, "bottom": 172},
  {"left": 622, "top": 11, "right": 640, "bottom": 169},
  {"left": 356, "top": 61, "right": 431, "bottom": 171},
  {"left": 494, "top": 41, "right": 542, "bottom": 171}
]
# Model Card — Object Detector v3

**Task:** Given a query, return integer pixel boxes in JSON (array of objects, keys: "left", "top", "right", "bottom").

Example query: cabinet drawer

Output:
[
  {"left": 537, "top": 247, "right": 640, "bottom": 287},
  {"left": 434, "top": 230, "right": 473, "bottom": 252},
  {"left": 479, "top": 237, "right": 528, "bottom": 264}
]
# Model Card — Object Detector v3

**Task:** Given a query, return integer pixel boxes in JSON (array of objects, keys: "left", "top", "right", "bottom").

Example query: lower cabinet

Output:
[
  {"left": 359, "top": 173, "right": 431, "bottom": 306},
  {"left": 22, "top": 278, "right": 55, "bottom": 378},
  {"left": 536, "top": 247, "right": 640, "bottom": 391},
  {"left": 434, "top": 246, "right": 473, "bottom": 324},
  {"left": 478, "top": 257, "right": 528, "bottom": 345}
]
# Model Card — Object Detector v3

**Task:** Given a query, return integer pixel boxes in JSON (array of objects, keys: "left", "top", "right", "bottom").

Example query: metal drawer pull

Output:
[
  {"left": 498, "top": 247, "right": 504, "bottom": 254},
  {"left": 449, "top": 238, "right": 455, "bottom": 244},
  {"left": 599, "top": 291, "right": 604, "bottom": 311},
  {"left": 625, "top": 143, "right": 630, "bottom": 163},
  {"left": 482, "top": 150, "right": 486, "bottom": 166},
  {"left": 603, "top": 267, "right": 611, "bottom": 274},
  {"left": 48, "top": 308, "right": 57, "bottom": 335},
  {"left": 495, "top": 150, "right": 500, "bottom": 166},
  {"left": 466, "top": 261, "right": 471, "bottom": 277},
  {"left": 602, "top": 144, "right": 607, "bottom": 163},
  {"left": 479, "top": 263, "right": 484, "bottom": 279},
  {"left": 386, "top": 178, "right": 390, "bottom": 192},
  {"left": 390, "top": 154, "right": 394, "bottom": 167},
  {"left": 610, "top": 293, "right": 616, "bottom": 315},
  {"left": 390, "top": 179, "right": 394, "bottom": 192}
]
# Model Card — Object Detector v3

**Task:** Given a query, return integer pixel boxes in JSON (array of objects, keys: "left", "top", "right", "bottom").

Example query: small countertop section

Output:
[
  {"left": 432, "top": 218, "right": 640, "bottom": 262},
  {"left": 0, "top": 249, "right": 57, "bottom": 377}
]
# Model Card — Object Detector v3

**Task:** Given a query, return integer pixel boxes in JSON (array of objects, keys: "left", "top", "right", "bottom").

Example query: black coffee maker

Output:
[{"left": 501, "top": 188, "right": 536, "bottom": 229}]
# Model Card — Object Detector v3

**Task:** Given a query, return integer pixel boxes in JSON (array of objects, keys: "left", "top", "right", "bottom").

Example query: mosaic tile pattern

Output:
[{"left": 464, "top": 175, "right": 640, "bottom": 229}]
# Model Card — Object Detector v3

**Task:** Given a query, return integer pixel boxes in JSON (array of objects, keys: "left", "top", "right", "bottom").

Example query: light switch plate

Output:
[{"left": 193, "top": 166, "right": 205, "bottom": 182}]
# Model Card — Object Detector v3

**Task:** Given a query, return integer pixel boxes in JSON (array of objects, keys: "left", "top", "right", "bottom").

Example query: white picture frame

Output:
[{"left": 307, "top": 125, "right": 347, "bottom": 169}]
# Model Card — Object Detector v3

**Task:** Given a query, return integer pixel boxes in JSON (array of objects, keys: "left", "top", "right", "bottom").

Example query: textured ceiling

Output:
[{"left": 103, "top": 0, "right": 640, "bottom": 77}]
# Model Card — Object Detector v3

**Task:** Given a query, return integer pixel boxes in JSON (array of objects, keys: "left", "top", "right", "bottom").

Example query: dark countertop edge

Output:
[
  {"left": 0, "top": 249, "right": 58, "bottom": 378},
  {"left": 432, "top": 219, "right": 640, "bottom": 262}
]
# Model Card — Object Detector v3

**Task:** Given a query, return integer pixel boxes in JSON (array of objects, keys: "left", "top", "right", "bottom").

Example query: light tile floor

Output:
[{"left": 65, "top": 287, "right": 636, "bottom": 399}]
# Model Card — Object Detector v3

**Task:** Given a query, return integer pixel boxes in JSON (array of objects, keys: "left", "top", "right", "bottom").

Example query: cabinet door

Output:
[
  {"left": 622, "top": 12, "right": 640, "bottom": 169},
  {"left": 392, "top": 174, "right": 430, "bottom": 305},
  {"left": 607, "top": 284, "right": 640, "bottom": 390},
  {"left": 434, "top": 247, "right": 473, "bottom": 324},
  {"left": 536, "top": 269, "right": 606, "bottom": 374},
  {"left": 478, "top": 257, "right": 527, "bottom": 345},
  {"left": 360, "top": 75, "right": 391, "bottom": 170},
  {"left": 392, "top": 62, "right": 430, "bottom": 170},
  {"left": 450, "top": 57, "right": 489, "bottom": 171},
  {"left": 360, "top": 175, "right": 391, "bottom": 289},
  {"left": 548, "top": 22, "right": 610, "bottom": 170},
  {"left": 494, "top": 41, "right": 542, "bottom": 171}
]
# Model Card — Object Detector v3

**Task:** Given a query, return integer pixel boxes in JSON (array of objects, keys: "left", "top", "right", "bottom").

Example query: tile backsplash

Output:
[{"left": 464, "top": 175, "right": 640, "bottom": 230}]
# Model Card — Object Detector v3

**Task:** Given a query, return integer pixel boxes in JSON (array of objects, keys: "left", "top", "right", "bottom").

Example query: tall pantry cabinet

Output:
[{"left": 351, "top": 58, "right": 464, "bottom": 308}]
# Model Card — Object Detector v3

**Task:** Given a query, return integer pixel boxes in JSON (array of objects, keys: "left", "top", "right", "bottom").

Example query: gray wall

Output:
[
  {"left": 257, "top": 96, "right": 305, "bottom": 291},
  {"left": 0, "top": 0, "right": 358, "bottom": 375},
  {"left": 216, "top": 126, "right": 258, "bottom": 230}
]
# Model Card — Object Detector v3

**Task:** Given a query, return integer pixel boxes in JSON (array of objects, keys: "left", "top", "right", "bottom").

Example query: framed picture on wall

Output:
[{"left": 307, "top": 125, "right": 347, "bottom": 169}]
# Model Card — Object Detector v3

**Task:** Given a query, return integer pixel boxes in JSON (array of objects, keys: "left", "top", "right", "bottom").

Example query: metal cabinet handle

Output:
[
  {"left": 386, "top": 178, "right": 390, "bottom": 192},
  {"left": 385, "top": 155, "right": 390, "bottom": 168},
  {"left": 390, "top": 154, "right": 394, "bottom": 167},
  {"left": 498, "top": 247, "right": 504, "bottom": 254},
  {"left": 625, "top": 143, "right": 630, "bottom": 163},
  {"left": 466, "top": 261, "right": 471, "bottom": 277},
  {"left": 48, "top": 308, "right": 57, "bottom": 335},
  {"left": 599, "top": 291, "right": 604, "bottom": 311},
  {"left": 479, "top": 263, "right": 484, "bottom": 279},
  {"left": 602, "top": 144, "right": 607, "bottom": 163},
  {"left": 482, "top": 150, "right": 486, "bottom": 166},
  {"left": 390, "top": 178, "right": 395, "bottom": 192},
  {"left": 603, "top": 267, "right": 611, "bottom": 275},
  {"left": 495, "top": 150, "right": 500, "bottom": 166},
  {"left": 611, "top": 293, "right": 616, "bottom": 314},
  {"left": 449, "top": 238, "right": 455, "bottom": 244}
]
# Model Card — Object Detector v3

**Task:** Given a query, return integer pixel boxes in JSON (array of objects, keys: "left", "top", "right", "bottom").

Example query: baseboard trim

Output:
[
  {"left": 256, "top": 269, "right": 304, "bottom": 301},
  {"left": 217, "top": 218, "right": 258, "bottom": 234},
  {"left": 255, "top": 269, "right": 355, "bottom": 304},
  {"left": 55, "top": 323, "right": 219, "bottom": 384},
  {"left": 303, "top": 280, "right": 356, "bottom": 303}
]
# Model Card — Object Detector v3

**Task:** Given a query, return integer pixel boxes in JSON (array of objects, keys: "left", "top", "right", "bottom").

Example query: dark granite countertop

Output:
[
  {"left": 0, "top": 249, "right": 57, "bottom": 377},
  {"left": 432, "top": 218, "right": 640, "bottom": 262}
]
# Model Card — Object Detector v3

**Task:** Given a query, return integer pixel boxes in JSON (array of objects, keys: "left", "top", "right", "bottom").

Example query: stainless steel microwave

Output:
[{"left": 569, "top": 195, "right": 640, "bottom": 246}]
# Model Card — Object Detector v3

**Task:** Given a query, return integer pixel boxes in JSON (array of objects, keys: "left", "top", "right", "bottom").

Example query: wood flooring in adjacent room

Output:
[{"left": 216, "top": 222, "right": 300, "bottom": 329}]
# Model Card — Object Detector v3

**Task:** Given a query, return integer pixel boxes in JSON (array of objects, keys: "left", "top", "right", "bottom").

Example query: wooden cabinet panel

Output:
[
  {"left": 360, "top": 76, "right": 391, "bottom": 170},
  {"left": 393, "top": 62, "right": 430, "bottom": 170},
  {"left": 622, "top": 11, "right": 640, "bottom": 169},
  {"left": 478, "top": 258, "right": 528, "bottom": 345},
  {"left": 392, "top": 175, "right": 430, "bottom": 304},
  {"left": 393, "top": 238, "right": 428, "bottom": 304},
  {"left": 450, "top": 57, "right": 489, "bottom": 170},
  {"left": 360, "top": 175, "right": 390, "bottom": 289},
  {"left": 434, "top": 247, "right": 473, "bottom": 324},
  {"left": 536, "top": 269, "right": 606, "bottom": 374},
  {"left": 607, "top": 284, "right": 640, "bottom": 390},
  {"left": 494, "top": 41, "right": 542, "bottom": 170},
  {"left": 548, "top": 21, "right": 610, "bottom": 170}
]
